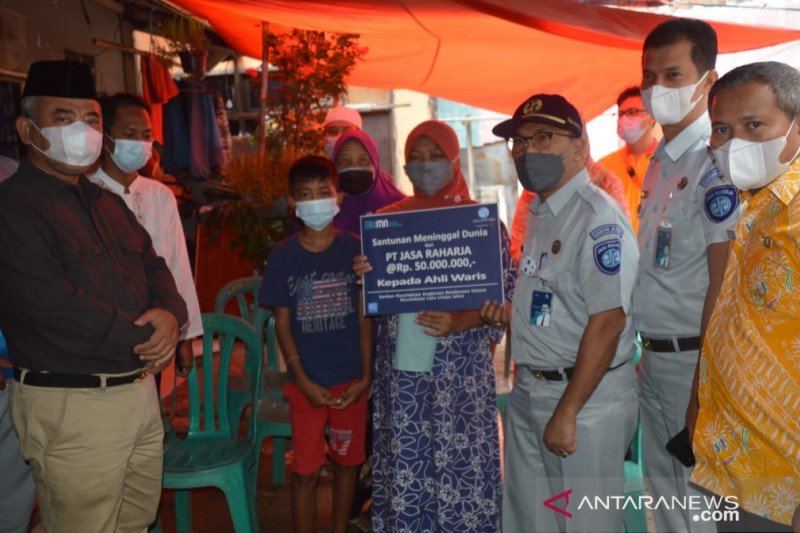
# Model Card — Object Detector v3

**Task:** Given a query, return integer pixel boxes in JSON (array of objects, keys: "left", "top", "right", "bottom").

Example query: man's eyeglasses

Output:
[
  {"left": 616, "top": 108, "right": 647, "bottom": 118},
  {"left": 507, "top": 131, "right": 576, "bottom": 153}
]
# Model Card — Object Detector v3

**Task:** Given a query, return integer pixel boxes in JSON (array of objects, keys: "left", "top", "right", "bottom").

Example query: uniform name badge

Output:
[
  {"left": 654, "top": 221, "right": 672, "bottom": 270},
  {"left": 530, "top": 290, "right": 553, "bottom": 327}
]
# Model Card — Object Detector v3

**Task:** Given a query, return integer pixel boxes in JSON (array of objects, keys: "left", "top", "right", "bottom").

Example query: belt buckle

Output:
[
  {"left": 532, "top": 370, "right": 545, "bottom": 380},
  {"left": 134, "top": 369, "right": 149, "bottom": 383},
  {"left": 642, "top": 338, "right": 652, "bottom": 350}
]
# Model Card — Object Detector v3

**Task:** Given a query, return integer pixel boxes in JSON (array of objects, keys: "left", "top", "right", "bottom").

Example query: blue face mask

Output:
[
  {"left": 294, "top": 198, "right": 340, "bottom": 230},
  {"left": 514, "top": 152, "right": 565, "bottom": 193},
  {"left": 404, "top": 160, "right": 453, "bottom": 195},
  {"left": 106, "top": 135, "right": 153, "bottom": 173}
]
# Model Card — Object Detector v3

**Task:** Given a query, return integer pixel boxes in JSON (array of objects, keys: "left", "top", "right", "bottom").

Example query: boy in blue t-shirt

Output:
[{"left": 259, "top": 156, "right": 372, "bottom": 533}]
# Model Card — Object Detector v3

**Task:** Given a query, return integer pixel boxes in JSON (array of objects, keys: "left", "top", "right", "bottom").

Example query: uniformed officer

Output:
[
  {"left": 482, "top": 94, "right": 639, "bottom": 533},
  {"left": 635, "top": 19, "right": 739, "bottom": 533}
]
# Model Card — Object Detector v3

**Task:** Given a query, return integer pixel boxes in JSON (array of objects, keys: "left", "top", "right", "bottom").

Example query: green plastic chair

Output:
[
  {"left": 253, "top": 312, "right": 292, "bottom": 486},
  {"left": 623, "top": 339, "right": 647, "bottom": 533},
  {"left": 215, "top": 275, "right": 292, "bottom": 486},
  {"left": 159, "top": 313, "right": 264, "bottom": 533},
  {"left": 213, "top": 276, "right": 266, "bottom": 432}
]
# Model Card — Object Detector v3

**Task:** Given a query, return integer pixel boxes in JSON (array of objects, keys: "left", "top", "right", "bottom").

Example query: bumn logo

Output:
[
  {"left": 543, "top": 489, "right": 573, "bottom": 518},
  {"left": 364, "top": 219, "right": 389, "bottom": 230}
]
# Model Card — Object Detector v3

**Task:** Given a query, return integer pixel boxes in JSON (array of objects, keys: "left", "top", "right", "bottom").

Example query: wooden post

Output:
[
  {"left": 258, "top": 21, "right": 270, "bottom": 157},
  {"left": 232, "top": 55, "right": 246, "bottom": 134}
]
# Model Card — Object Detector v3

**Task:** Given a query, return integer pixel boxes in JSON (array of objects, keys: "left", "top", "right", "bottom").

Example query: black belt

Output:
[
  {"left": 641, "top": 336, "right": 701, "bottom": 353},
  {"left": 14, "top": 368, "right": 148, "bottom": 388},
  {"left": 525, "top": 359, "right": 630, "bottom": 382}
]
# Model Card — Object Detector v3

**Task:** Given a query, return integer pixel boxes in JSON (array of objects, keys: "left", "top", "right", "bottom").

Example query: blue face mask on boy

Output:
[{"left": 295, "top": 198, "right": 340, "bottom": 230}]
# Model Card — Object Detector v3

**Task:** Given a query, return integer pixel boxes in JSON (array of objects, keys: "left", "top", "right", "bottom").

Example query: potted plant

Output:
[
  {"left": 205, "top": 147, "right": 297, "bottom": 269},
  {"left": 158, "top": 15, "right": 208, "bottom": 77},
  {"left": 262, "top": 29, "right": 367, "bottom": 155},
  {"left": 205, "top": 29, "right": 367, "bottom": 270}
]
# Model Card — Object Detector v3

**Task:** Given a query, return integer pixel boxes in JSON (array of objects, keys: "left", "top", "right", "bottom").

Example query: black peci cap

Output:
[{"left": 22, "top": 60, "right": 97, "bottom": 100}]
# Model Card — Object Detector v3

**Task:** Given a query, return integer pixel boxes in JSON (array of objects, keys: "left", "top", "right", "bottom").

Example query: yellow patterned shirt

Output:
[{"left": 691, "top": 157, "right": 800, "bottom": 525}]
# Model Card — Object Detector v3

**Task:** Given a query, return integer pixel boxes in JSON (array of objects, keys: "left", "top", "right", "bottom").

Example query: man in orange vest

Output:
[{"left": 599, "top": 86, "right": 660, "bottom": 233}]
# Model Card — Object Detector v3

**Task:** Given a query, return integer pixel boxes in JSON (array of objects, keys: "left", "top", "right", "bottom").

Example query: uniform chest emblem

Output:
[{"left": 520, "top": 255, "right": 536, "bottom": 276}]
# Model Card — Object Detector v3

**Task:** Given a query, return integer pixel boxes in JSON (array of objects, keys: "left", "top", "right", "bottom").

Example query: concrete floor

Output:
[
  {"left": 156, "top": 338, "right": 391, "bottom": 533},
  {"left": 155, "top": 444, "right": 360, "bottom": 533},
  {"left": 155, "top": 337, "right": 655, "bottom": 533}
]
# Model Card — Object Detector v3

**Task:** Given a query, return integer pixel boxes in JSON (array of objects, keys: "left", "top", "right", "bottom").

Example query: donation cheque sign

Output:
[{"left": 360, "top": 203, "right": 504, "bottom": 316}]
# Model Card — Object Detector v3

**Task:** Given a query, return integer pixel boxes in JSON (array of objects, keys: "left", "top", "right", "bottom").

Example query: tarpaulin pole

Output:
[
  {"left": 258, "top": 21, "right": 269, "bottom": 156},
  {"left": 464, "top": 118, "right": 475, "bottom": 193}
]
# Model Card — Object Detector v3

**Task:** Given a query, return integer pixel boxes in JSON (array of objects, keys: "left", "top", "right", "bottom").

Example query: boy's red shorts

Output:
[{"left": 283, "top": 379, "right": 368, "bottom": 476}]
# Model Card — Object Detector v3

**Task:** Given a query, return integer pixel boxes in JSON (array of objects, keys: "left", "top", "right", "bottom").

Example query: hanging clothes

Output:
[
  {"left": 162, "top": 79, "right": 224, "bottom": 179},
  {"left": 209, "top": 86, "right": 233, "bottom": 175},
  {"left": 139, "top": 54, "right": 179, "bottom": 145}
]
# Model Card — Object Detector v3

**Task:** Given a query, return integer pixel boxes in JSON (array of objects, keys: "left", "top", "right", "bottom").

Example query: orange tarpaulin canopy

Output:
[{"left": 171, "top": 0, "right": 800, "bottom": 117}]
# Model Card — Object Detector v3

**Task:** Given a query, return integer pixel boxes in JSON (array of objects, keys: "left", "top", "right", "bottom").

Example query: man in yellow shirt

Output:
[
  {"left": 599, "top": 86, "right": 659, "bottom": 233},
  {"left": 688, "top": 61, "right": 800, "bottom": 532}
]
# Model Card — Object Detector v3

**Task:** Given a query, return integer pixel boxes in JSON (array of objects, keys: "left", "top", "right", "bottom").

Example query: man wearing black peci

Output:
[{"left": 0, "top": 60, "right": 187, "bottom": 533}]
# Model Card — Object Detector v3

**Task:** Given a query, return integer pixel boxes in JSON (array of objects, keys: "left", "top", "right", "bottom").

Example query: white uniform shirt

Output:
[
  {"left": 633, "top": 114, "right": 739, "bottom": 337},
  {"left": 511, "top": 169, "right": 639, "bottom": 370},
  {"left": 89, "top": 168, "right": 203, "bottom": 339}
]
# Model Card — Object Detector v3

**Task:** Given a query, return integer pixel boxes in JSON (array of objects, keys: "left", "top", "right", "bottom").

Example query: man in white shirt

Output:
[
  {"left": 485, "top": 94, "right": 639, "bottom": 533},
  {"left": 635, "top": 20, "right": 739, "bottom": 533},
  {"left": 90, "top": 94, "right": 203, "bottom": 372}
]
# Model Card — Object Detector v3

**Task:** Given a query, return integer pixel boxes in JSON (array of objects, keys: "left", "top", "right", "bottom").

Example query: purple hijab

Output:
[{"left": 332, "top": 129, "right": 406, "bottom": 236}]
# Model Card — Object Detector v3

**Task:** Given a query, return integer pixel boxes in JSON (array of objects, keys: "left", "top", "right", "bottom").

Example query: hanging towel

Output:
[{"left": 140, "top": 54, "right": 179, "bottom": 144}]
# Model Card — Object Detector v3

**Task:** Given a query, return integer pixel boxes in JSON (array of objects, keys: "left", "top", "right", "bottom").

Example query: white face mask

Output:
[
  {"left": 642, "top": 71, "right": 709, "bottom": 126},
  {"left": 712, "top": 119, "right": 800, "bottom": 191},
  {"left": 617, "top": 116, "right": 648, "bottom": 144},
  {"left": 294, "top": 197, "right": 340, "bottom": 230},
  {"left": 31, "top": 121, "right": 103, "bottom": 168},
  {"left": 106, "top": 135, "right": 153, "bottom": 173}
]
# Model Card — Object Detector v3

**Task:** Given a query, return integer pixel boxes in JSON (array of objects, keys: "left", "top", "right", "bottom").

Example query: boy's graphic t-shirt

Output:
[{"left": 259, "top": 231, "right": 362, "bottom": 388}]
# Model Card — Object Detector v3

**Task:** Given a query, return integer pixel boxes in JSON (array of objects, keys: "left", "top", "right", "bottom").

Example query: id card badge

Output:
[
  {"left": 530, "top": 290, "right": 553, "bottom": 327},
  {"left": 654, "top": 221, "right": 673, "bottom": 270}
]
